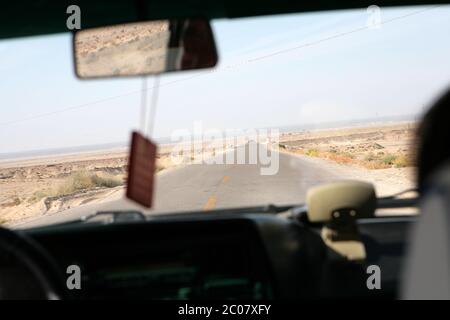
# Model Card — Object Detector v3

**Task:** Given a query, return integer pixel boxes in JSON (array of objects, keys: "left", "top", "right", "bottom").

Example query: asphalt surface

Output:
[{"left": 15, "top": 144, "right": 346, "bottom": 229}]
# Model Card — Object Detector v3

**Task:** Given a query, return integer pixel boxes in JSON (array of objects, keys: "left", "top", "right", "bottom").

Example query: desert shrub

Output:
[
  {"left": 57, "top": 171, "right": 93, "bottom": 195},
  {"left": 56, "top": 171, "right": 122, "bottom": 196},
  {"left": 364, "top": 161, "right": 389, "bottom": 170},
  {"left": 91, "top": 174, "right": 123, "bottom": 188},
  {"left": 381, "top": 154, "right": 397, "bottom": 165},
  {"left": 306, "top": 149, "right": 319, "bottom": 157},
  {"left": 326, "top": 152, "right": 354, "bottom": 165},
  {"left": 393, "top": 154, "right": 412, "bottom": 168},
  {"left": 342, "top": 152, "right": 356, "bottom": 159}
]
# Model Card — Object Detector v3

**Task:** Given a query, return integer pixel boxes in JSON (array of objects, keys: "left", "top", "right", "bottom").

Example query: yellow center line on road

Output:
[
  {"left": 203, "top": 195, "right": 217, "bottom": 211},
  {"left": 203, "top": 175, "right": 230, "bottom": 211}
]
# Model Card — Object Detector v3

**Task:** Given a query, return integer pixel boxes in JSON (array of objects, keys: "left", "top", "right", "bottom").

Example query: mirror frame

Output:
[{"left": 72, "top": 16, "right": 219, "bottom": 79}]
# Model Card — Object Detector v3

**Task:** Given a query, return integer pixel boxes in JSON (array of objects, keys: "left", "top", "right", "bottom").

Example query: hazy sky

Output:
[{"left": 1, "top": 5, "right": 450, "bottom": 153}]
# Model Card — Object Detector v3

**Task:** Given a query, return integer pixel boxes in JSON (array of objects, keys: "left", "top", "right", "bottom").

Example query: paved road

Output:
[{"left": 15, "top": 144, "right": 347, "bottom": 228}]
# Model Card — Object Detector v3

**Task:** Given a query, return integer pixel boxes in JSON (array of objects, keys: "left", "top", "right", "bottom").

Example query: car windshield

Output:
[{"left": 1, "top": 5, "right": 450, "bottom": 228}]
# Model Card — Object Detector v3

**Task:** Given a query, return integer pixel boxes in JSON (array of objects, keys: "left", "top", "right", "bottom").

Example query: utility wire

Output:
[
  {"left": 147, "top": 76, "right": 160, "bottom": 138},
  {"left": 140, "top": 77, "right": 148, "bottom": 132}
]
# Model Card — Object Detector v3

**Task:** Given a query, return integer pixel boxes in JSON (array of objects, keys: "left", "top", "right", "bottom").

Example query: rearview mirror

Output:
[{"left": 73, "top": 18, "right": 218, "bottom": 78}]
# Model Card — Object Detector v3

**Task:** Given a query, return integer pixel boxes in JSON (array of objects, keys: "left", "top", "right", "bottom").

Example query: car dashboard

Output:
[{"left": 18, "top": 213, "right": 414, "bottom": 300}]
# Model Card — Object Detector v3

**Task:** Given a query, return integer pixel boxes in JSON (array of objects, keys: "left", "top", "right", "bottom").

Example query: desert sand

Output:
[
  {"left": 0, "top": 145, "right": 177, "bottom": 225},
  {"left": 277, "top": 121, "right": 418, "bottom": 201}
]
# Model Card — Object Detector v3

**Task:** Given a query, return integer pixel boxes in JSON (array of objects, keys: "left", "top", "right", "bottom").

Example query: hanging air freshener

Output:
[{"left": 126, "top": 77, "right": 160, "bottom": 208}]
